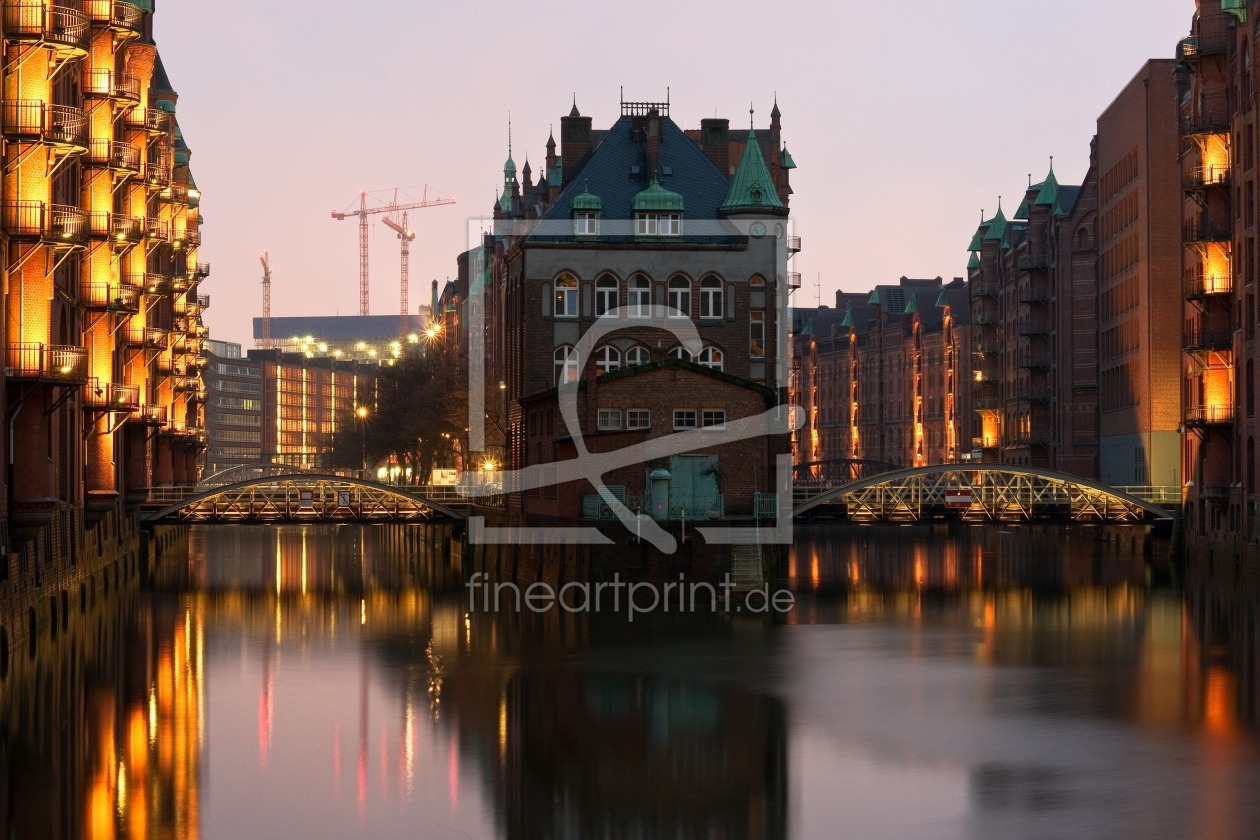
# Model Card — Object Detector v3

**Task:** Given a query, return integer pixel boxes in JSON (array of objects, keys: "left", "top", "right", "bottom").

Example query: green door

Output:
[{"left": 669, "top": 455, "right": 720, "bottom": 518}]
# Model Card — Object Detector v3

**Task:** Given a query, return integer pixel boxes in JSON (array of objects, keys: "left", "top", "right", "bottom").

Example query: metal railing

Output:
[
  {"left": 1185, "top": 404, "right": 1234, "bottom": 425},
  {"left": 1184, "top": 218, "right": 1231, "bottom": 242},
  {"left": 81, "top": 282, "right": 139, "bottom": 312},
  {"left": 787, "top": 234, "right": 801, "bottom": 253},
  {"left": 82, "top": 378, "right": 140, "bottom": 412},
  {"left": 86, "top": 0, "right": 143, "bottom": 34},
  {"left": 1184, "top": 272, "right": 1233, "bottom": 297},
  {"left": 2, "top": 2, "right": 90, "bottom": 52},
  {"left": 1183, "top": 325, "right": 1233, "bottom": 351},
  {"left": 4, "top": 343, "right": 88, "bottom": 382},
  {"left": 145, "top": 217, "right": 169, "bottom": 241},
  {"left": 1184, "top": 164, "right": 1230, "bottom": 191},
  {"left": 135, "top": 404, "right": 168, "bottom": 426},
  {"left": 82, "top": 69, "right": 141, "bottom": 101},
  {"left": 145, "top": 164, "right": 170, "bottom": 189},
  {"left": 1112, "top": 486, "right": 1182, "bottom": 506},
  {"left": 87, "top": 138, "right": 140, "bottom": 171}
]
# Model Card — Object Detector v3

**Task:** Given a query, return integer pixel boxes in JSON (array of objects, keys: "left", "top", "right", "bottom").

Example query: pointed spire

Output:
[
  {"left": 721, "top": 123, "right": 786, "bottom": 215},
  {"left": 569, "top": 94, "right": 579, "bottom": 117},
  {"left": 770, "top": 94, "right": 781, "bottom": 119},
  {"left": 546, "top": 126, "right": 556, "bottom": 151},
  {"left": 504, "top": 113, "right": 516, "bottom": 176},
  {"left": 1034, "top": 156, "right": 1059, "bottom": 207},
  {"left": 982, "top": 198, "right": 1007, "bottom": 241}
]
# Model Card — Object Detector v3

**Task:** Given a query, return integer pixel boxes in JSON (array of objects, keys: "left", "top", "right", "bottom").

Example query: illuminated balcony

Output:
[
  {"left": 81, "top": 282, "right": 139, "bottom": 313},
  {"left": 2, "top": 2, "right": 90, "bottom": 57},
  {"left": 1184, "top": 218, "right": 1231, "bottom": 243},
  {"left": 124, "top": 324, "right": 167, "bottom": 349},
  {"left": 4, "top": 343, "right": 88, "bottom": 383},
  {"left": 1184, "top": 165, "right": 1230, "bottom": 191},
  {"left": 123, "top": 106, "right": 170, "bottom": 135},
  {"left": 139, "top": 273, "right": 168, "bottom": 294},
  {"left": 82, "top": 69, "right": 141, "bottom": 105},
  {"left": 1184, "top": 271, "right": 1234, "bottom": 298},
  {"left": 144, "top": 217, "right": 169, "bottom": 241},
  {"left": 191, "top": 262, "right": 210, "bottom": 280},
  {"left": 1184, "top": 404, "right": 1234, "bottom": 426},
  {"left": 183, "top": 229, "right": 201, "bottom": 249},
  {"left": 2, "top": 201, "right": 87, "bottom": 245},
  {"left": 197, "top": 293, "right": 211, "bottom": 309},
  {"left": 1177, "top": 32, "right": 1228, "bottom": 62},
  {"left": 145, "top": 163, "right": 170, "bottom": 190},
  {"left": 170, "top": 334, "right": 189, "bottom": 356},
  {"left": 1183, "top": 325, "right": 1232, "bottom": 352},
  {"left": 88, "top": 211, "right": 144, "bottom": 243},
  {"left": 82, "top": 378, "right": 140, "bottom": 413},
  {"left": 130, "top": 403, "right": 167, "bottom": 426},
  {"left": 1, "top": 101, "right": 88, "bottom": 152},
  {"left": 160, "top": 183, "right": 188, "bottom": 204},
  {"left": 173, "top": 374, "right": 200, "bottom": 394},
  {"left": 86, "top": 138, "right": 140, "bottom": 173},
  {"left": 86, "top": 0, "right": 143, "bottom": 38}
]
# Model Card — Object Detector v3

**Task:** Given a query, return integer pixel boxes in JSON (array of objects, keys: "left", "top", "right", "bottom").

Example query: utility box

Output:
[{"left": 648, "top": 469, "right": 671, "bottom": 521}]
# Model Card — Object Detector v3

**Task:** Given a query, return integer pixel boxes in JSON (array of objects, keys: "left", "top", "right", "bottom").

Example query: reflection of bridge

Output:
[
  {"left": 142, "top": 474, "right": 465, "bottom": 525},
  {"left": 793, "top": 464, "right": 1176, "bottom": 523}
]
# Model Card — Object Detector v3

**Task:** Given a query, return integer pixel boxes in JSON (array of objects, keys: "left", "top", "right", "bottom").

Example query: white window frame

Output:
[
  {"left": 574, "top": 211, "right": 598, "bottom": 236},
  {"left": 669, "top": 346, "right": 695, "bottom": 362},
  {"left": 673, "top": 409, "right": 698, "bottom": 430},
  {"left": 625, "top": 345, "right": 649, "bottom": 366},
  {"left": 667, "top": 277, "right": 691, "bottom": 319},
  {"left": 699, "top": 276, "right": 723, "bottom": 319},
  {"left": 594, "top": 345, "right": 621, "bottom": 375},
  {"left": 701, "top": 409, "right": 727, "bottom": 429},
  {"left": 636, "top": 213, "right": 658, "bottom": 236},
  {"left": 597, "top": 409, "right": 622, "bottom": 430},
  {"left": 627, "top": 408, "right": 651, "bottom": 429},
  {"left": 554, "top": 345, "right": 578, "bottom": 385},
  {"left": 660, "top": 213, "right": 681, "bottom": 236},
  {"left": 698, "top": 346, "right": 724, "bottom": 371},
  {"left": 628, "top": 275, "right": 650, "bottom": 318},
  {"left": 554, "top": 275, "right": 578, "bottom": 318},
  {"left": 595, "top": 275, "right": 618, "bottom": 317},
  {"left": 750, "top": 310, "right": 765, "bottom": 359}
]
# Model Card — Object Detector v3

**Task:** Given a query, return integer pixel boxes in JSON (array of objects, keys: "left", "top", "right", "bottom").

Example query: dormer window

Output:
[
  {"left": 637, "top": 212, "right": 680, "bottom": 236},
  {"left": 631, "top": 177, "right": 684, "bottom": 238},
  {"left": 574, "top": 211, "right": 599, "bottom": 236}
]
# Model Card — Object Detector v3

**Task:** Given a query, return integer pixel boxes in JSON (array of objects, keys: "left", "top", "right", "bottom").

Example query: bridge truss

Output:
[
  {"left": 794, "top": 464, "right": 1174, "bottom": 523},
  {"left": 143, "top": 474, "right": 464, "bottom": 525}
]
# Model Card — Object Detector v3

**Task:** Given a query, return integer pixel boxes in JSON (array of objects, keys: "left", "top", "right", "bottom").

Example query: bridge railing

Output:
[
  {"left": 146, "top": 481, "right": 504, "bottom": 510},
  {"left": 1110, "top": 485, "right": 1182, "bottom": 507}
]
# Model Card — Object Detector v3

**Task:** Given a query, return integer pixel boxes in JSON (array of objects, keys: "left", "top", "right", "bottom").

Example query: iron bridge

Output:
[
  {"left": 141, "top": 474, "right": 465, "bottom": 526},
  {"left": 793, "top": 464, "right": 1175, "bottom": 523}
]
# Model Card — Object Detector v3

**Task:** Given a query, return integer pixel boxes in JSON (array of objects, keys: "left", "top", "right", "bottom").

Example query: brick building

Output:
[{"left": 486, "top": 96, "right": 798, "bottom": 520}]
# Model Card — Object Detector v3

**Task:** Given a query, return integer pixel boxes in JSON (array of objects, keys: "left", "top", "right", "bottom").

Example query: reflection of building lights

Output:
[
  {"left": 360, "top": 598, "right": 366, "bottom": 625},
  {"left": 117, "top": 761, "right": 127, "bottom": 816}
]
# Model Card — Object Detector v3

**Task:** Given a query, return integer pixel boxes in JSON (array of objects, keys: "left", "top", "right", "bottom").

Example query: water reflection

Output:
[{"left": 3, "top": 522, "right": 1260, "bottom": 839}]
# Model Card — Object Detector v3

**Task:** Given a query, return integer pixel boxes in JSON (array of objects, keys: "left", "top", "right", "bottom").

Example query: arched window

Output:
[
  {"left": 554, "top": 345, "right": 578, "bottom": 384},
  {"left": 699, "top": 276, "right": 723, "bottom": 319},
  {"left": 594, "top": 345, "right": 620, "bottom": 375},
  {"left": 628, "top": 274, "right": 651, "bottom": 318},
  {"left": 595, "top": 275, "right": 618, "bottom": 317},
  {"left": 625, "top": 345, "right": 649, "bottom": 366},
  {"left": 698, "top": 346, "right": 724, "bottom": 371},
  {"left": 554, "top": 274, "right": 577, "bottom": 317},
  {"left": 669, "top": 346, "right": 696, "bottom": 362},
  {"left": 667, "top": 276, "right": 691, "bottom": 318}
]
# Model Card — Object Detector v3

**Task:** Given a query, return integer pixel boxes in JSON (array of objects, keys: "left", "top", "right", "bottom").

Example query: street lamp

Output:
[{"left": 355, "top": 405, "right": 369, "bottom": 477}]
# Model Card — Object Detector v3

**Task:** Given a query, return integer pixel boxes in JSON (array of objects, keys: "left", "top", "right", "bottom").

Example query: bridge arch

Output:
[
  {"left": 143, "top": 474, "right": 466, "bottom": 525},
  {"left": 792, "top": 458, "right": 899, "bottom": 481},
  {"left": 197, "top": 463, "right": 316, "bottom": 488},
  {"left": 793, "top": 463, "right": 1175, "bottom": 522}
]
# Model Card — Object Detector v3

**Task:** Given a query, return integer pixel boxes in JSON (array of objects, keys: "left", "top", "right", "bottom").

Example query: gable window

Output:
[
  {"left": 595, "top": 275, "right": 618, "bottom": 317},
  {"left": 574, "top": 211, "right": 598, "bottom": 236},
  {"left": 625, "top": 345, "right": 649, "bottom": 366},
  {"left": 667, "top": 277, "right": 691, "bottom": 318},
  {"left": 628, "top": 275, "right": 651, "bottom": 318},
  {"left": 597, "top": 409, "right": 621, "bottom": 430},
  {"left": 701, "top": 409, "right": 726, "bottom": 429},
  {"left": 673, "top": 409, "right": 697, "bottom": 430},
  {"left": 699, "top": 276, "right": 723, "bottom": 319},
  {"left": 554, "top": 274, "right": 577, "bottom": 317},
  {"left": 669, "top": 346, "right": 695, "bottom": 362},
  {"left": 594, "top": 345, "right": 621, "bottom": 375},
  {"left": 627, "top": 409, "right": 650, "bottom": 429},
  {"left": 698, "top": 346, "right": 724, "bottom": 371},
  {"left": 636, "top": 212, "right": 681, "bottom": 236},
  {"left": 750, "top": 311, "right": 765, "bottom": 358},
  {"left": 554, "top": 345, "right": 578, "bottom": 384}
]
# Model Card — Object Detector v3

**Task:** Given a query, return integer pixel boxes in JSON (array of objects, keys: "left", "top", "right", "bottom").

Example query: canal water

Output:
[{"left": 3, "top": 522, "right": 1259, "bottom": 839}]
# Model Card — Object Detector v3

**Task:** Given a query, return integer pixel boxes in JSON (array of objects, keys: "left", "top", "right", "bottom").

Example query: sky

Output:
[{"left": 155, "top": 0, "right": 1192, "bottom": 347}]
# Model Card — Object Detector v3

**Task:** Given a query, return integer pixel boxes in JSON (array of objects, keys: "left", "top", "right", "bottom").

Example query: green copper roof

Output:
[
  {"left": 982, "top": 203, "right": 1007, "bottom": 242},
  {"left": 633, "top": 177, "right": 685, "bottom": 212},
  {"left": 1223, "top": 0, "right": 1246, "bottom": 22},
  {"left": 498, "top": 187, "right": 511, "bottom": 214},
  {"left": 1014, "top": 195, "right": 1031, "bottom": 220},
  {"left": 840, "top": 305, "right": 853, "bottom": 328},
  {"left": 868, "top": 288, "right": 881, "bottom": 305},
  {"left": 571, "top": 182, "right": 601, "bottom": 212},
  {"left": 1034, "top": 163, "right": 1059, "bottom": 206},
  {"left": 720, "top": 132, "right": 784, "bottom": 213},
  {"left": 547, "top": 158, "right": 562, "bottom": 185},
  {"left": 968, "top": 227, "right": 984, "bottom": 251},
  {"left": 780, "top": 145, "right": 796, "bottom": 170},
  {"left": 903, "top": 295, "right": 918, "bottom": 315},
  {"left": 154, "top": 99, "right": 176, "bottom": 113},
  {"left": 968, "top": 251, "right": 980, "bottom": 270}
]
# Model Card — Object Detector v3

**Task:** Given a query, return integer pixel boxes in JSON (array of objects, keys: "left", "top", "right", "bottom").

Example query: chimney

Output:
[
  {"left": 560, "top": 102, "right": 592, "bottom": 188},
  {"left": 646, "top": 107, "right": 661, "bottom": 177},
  {"left": 700, "top": 118, "right": 729, "bottom": 174}
]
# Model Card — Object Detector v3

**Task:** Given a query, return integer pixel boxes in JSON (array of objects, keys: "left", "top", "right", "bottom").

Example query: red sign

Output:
[{"left": 945, "top": 488, "right": 973, "bottom": 509}]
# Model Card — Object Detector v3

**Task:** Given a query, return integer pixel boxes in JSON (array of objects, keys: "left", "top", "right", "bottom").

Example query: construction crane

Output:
[
  {"left": 330, "top": 187, "right": 455, "bottom": 319},
  {"left": 259, "top": 250, "right": 272, "bottom": 349},
  {"left": 380, "top": 212, "right": 416, "bottom": 337}
]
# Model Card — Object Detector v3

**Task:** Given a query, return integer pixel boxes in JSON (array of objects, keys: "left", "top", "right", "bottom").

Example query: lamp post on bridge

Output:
[{"left": 356, "top": 405, "right": 369, "bottom": 479}]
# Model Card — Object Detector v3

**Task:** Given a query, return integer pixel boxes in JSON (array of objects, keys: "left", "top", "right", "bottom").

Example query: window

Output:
[
  {"left": 597, "top": 409, "right": 621, "bottom": 430},
  {"left": 667, "top": 277, "right": 691, "bottom": 318},
  {"left": 554, "top": 274, "right": 577, "bottom": 317},
  {"left": 574, "top": 211, "right": 598, "bottom": 236},
  {"left": 701, "top": 409, "right": 726, "bottom": 429},
  {"left": 673, "top": 409, "right": 698, "bottom": 429},
  {"left": 699, "top": 276, "right": 723, "bottom": 319},
  {"left": 698, "top": 346, "right": 724, "bottom": 371},
  {"left": 625, "top": 345, "right": 649, "bottom": 366},
  {"left": 595, "top": 275, "right": 618, "bottom": 317},
  {"left": 669, "top": 346, "right": 695, "bottom": 362},
  {"left": 554, "top": 345, "right": 578, "bottom": 384},
  {"left": 750, "top": 310, "right": 765, "bottom": 358},
  {"left": 627, "top": 409, "right": 650, "bottom": 429},
  {"left": 629, "top": 275, "right": 651, "bottom": 318},
  {"left": 636, "top": 212, "right": 681, "bottom": 236},
  {"left": 594, "top": 345, "right": 620, "bottom": 375}
]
